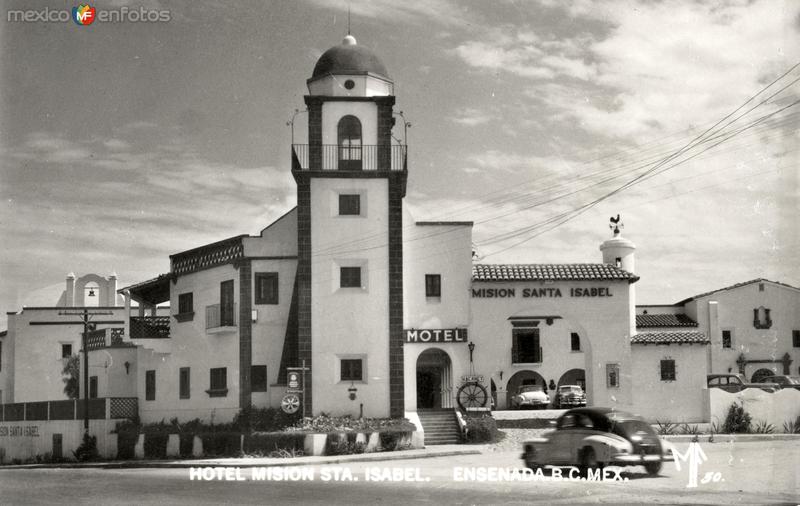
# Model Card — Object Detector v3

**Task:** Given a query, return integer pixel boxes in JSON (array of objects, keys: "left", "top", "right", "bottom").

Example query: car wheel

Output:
[
  {"left": 644, "top": 462, "right": 662, "bottom": 476},
  {"left": 580, "top": 447, "right": 603, "bottom": 476}
]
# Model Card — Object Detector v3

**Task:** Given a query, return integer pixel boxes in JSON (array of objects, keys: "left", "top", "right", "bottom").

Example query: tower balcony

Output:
[{"left": 292, "top": 144, "right": 407, "bottom": 172}]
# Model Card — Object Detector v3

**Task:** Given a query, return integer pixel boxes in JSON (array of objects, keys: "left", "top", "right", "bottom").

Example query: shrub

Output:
[
  {"left": 325, "top": 433, "right": 367, "bottom": 455},
  {"left": 656, "top": 421, "right": 677, "bottom": 436},
  {"left": 235, "top": 407, "right": 301, "bottom": 433},
  {"left": 679, "top": 423, "right": 701, "bottom": 435},
  {"left": 379, "top": 431, "right": 409, "bottom": 451},
  {"left": 752, "top": 420, "right": 775, "bottom": 434},
  {"left": 200, "top": 433, "right": 241, "bottom": 456},
  {"left": 465, "top": 414, "right": 498, "bottom": 443},
  {"left": 143, "top": 433, "right": 169, "bottom": 459},
  {"left": 722, "top": 403, "right": 752, "bottom": 434},
  {"left": 245, "top": 433, "right": 305, "bottom": 454},
  {"left": 179, "top": 434, "right": 195, "bottom": 457},
  {"left": 73, "top": 433, "right": 100, "bottom": 462},
  {"left": 782, "top": 417, "right": 800, "bottom": 434}
]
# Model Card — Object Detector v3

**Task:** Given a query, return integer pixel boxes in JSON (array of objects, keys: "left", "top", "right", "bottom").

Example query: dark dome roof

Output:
[{"left": 311, "top": 35, "right": 390, "bottom": 80}]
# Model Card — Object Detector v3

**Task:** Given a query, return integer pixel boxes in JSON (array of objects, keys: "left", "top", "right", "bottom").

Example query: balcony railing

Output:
[
  {"left": 206, "top": 303, "right": 237, "bottom": 331},
  {"left": 292, "top": 144, "right": 407, "bottom": 172},
  {"left": 0, "top": 397, "right": 138, "bottom": 421},
  {"left": 85, "top": 328, "right": 128, "bottom": 351},
  {"left": 130, "top": 316, "right": 170, "bottom": 339}
]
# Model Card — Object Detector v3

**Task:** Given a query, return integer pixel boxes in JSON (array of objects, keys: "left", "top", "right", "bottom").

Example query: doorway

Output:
[{"left": 416, "top": 348, "right": 453, "bottom": 409}]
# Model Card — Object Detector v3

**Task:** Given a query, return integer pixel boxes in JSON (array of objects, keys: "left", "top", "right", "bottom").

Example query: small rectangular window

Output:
[
  {"left": 251, "top": 365, "right": 267, "bottom": 392},
  {"left": 793, "top": 330, "right": 800, "bottom": 348},
  {"left": 570, "top": 332, "right": 581, "bottom": 351},
  {"left": 209, "top": 367, "right": 227, "bottom": 396},
  {"left": 145, "top": 370, "right": 156, "bottom": 401},
  {"left": 722, "top": 330, "right": 732, "bottom": 349},
  {"left": 178, "top": 293, "right": 193, "bottom": 315},
  {"left": 220, "top": 280, "right": 235, "bottom": 326},
  {"left": 340, "top": 267, "right": 362, "bottom": 288},
  {"left": 179, "top": 367, "right": 190, "bottom": 399},
  {"left": 425, "top": 274, "right": 441, "bottom": 297},
  {"left": 255, "top": 273, "right": 279, "bottom": 305},
  {"left": 62, "top": 344, "right": 73, "bottom": 358},
  {"left": 89, "top": 376, "right": 98, "bottom": 399},
  {"left": 606, "top": 363, "right": 620, "bottom": 388},
  {"left": 341, "top": 359, "right": 363, "bottom": 381},
  {"left": 660, "top": 359, "right": 676, "bottom": 381},
  {"left": 339, "top": 194, "right": 361, "bottom": 215}
]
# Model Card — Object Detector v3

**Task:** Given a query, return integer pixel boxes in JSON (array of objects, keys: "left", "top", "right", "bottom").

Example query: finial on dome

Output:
[{"left": 342, "top": 34, "right": 357, "bottom": 46}]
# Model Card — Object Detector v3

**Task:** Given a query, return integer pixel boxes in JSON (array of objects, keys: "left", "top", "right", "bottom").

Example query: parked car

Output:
[
  {"left": 521, "top": 407, "right": 674, "bottom": 476},
  {"left": 755, "top": 375, "right": 800, "bottom": 390},
  {"left": 554, "top": 385, "right": 587, "bottom": 408},
  {"left": 707, "top": 374, "right": 778, "bottom": 393},
  {"left": 512, "top": 384, "right": 550, "bottom": 409}
]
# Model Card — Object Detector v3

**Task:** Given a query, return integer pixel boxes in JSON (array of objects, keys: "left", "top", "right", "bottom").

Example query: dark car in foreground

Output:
[{"left": 521, "top": 407, "right": 674, "bottom": 476}]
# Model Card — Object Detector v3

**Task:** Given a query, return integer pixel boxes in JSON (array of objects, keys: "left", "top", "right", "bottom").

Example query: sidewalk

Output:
[{"left": 0, "top": 444, "right": 481, "bottom": 470}]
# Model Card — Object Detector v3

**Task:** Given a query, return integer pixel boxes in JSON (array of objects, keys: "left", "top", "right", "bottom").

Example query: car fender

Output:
[{"left": 581, "top": 434, "right": 632, "bottom": 462}]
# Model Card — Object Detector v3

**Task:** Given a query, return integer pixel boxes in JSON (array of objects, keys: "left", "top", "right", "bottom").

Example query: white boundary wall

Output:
[
  {"left": 0, "top": 419, "right": 118, "bottom": 463},
  {"left": 710, "top": 388, "right": 800, "bottom": 429}
]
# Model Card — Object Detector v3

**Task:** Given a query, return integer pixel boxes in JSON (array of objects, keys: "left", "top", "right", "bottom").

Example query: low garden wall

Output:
[
  {"left": 0, "top": 419, "right": 118, "bottom": 464},
  {"left": 710, "top": 388, "right": 800, "bottom": 430}
]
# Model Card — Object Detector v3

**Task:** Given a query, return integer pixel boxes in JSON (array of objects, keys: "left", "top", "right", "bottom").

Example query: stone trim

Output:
[{"left": 239, "top": 259, "right": 253, "bottom": 411}]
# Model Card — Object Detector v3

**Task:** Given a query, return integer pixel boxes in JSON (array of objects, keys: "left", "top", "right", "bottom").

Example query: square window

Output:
[
  {"left": 660, "top": 359, "right": 676, "bottom": 381},
  {"left": 722, "top": 330, "right": 732, "bottom": 349},
  {"left": 62, "top": 344, "right": 73, "bottom": 359},
  {"left": 255, "top": 273, "right": 279, "bottom": 305},
  {"left": 179, "top": 367, "right": 190, "bottom": 399},
  {"left": 145, "top": 370, "right": 156, "bottom": 401},
  {"left": 339, "top": 194, "right": 361, "bottom": 215},
  {"left": 209, "top": 367, "right": 227, "bottom": 396},
  {"left": 89, "top": 376, "right": 98, "bottom": 399},
  {"left": 251, "top": 365, "right": 267, "bottom": 392},
  {"left": 340, "top": 359, "right": 363, "bottom": 381},
  {"left": 340, "top": 267, "right": 362, "bottom": 288},
  {"left": 571, "top": 332, "right": 581, "bottom": 352},
  {"left": 793, "top": 330, "right": 800, "bottom": 348},
  {"left": 425, "top": 274, "right": 441, "bottom": 297},
  {"left": 606, "top": 363, "right": 620, "bottom": 388}
]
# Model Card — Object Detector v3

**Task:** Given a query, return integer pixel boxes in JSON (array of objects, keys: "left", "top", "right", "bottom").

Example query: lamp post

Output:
[{"left": 468, "top": 341, "right": 475, "bottom": 364}]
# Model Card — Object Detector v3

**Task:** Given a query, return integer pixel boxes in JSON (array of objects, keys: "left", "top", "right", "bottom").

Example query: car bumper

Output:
[
  {"left": 517, "top": 400, "right": 549, "bottom": 407},
  {"left": 558, "top": 399, "right": 586, "bottom": 407},
  {"left": 613, "top": 453, "right": 674, "bottom": 464}
]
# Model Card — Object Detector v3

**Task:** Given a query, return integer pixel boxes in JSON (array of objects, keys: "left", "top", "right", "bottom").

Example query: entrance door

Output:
[
  {"left": 416, "top": 348, "right": 453, "bottom": 409},
  {"left": 416, "top": 368, "right": 441, "bottom": 409}
]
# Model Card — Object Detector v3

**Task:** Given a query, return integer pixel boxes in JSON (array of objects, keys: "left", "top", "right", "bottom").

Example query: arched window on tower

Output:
[{"left": 337, "top": 115, "right": 362, "bottom": 170}]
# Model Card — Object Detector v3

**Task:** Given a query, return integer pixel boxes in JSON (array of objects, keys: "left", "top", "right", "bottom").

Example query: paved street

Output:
[{"left": 0, "top": 440, "right": 797, "bottom": 505}]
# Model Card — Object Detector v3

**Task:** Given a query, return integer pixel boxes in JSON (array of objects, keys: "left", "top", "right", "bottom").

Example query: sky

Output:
[{"left": 1, "top": 0, "right": 798, "bottom": 330}]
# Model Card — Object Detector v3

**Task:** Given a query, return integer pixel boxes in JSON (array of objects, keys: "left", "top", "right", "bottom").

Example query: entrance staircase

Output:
[{"left": 417, "top": 409, "right": 461, "bottom": 445}]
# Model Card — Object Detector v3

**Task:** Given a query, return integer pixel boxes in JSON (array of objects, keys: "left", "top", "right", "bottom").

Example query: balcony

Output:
[
  {"left": 292, "top": 144, "right": 407, "bottom": 172},
  {"left": 130, "top": 316, "right": 171, "bottom": 339},
  {"left": 85, "top": 328, "right": 128, "bottom": 351},
  {"left": 512, "top": 346, "right": 543, "bottom": 364},
  {"left": 206, "top": 303, "right": 237, "bottom": 333}
]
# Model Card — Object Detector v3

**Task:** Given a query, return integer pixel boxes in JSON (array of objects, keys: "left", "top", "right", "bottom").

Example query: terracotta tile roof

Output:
[
  {"left": 636, "top": 314, "right": 698, "bottom": 328},
  {"left": 677, "top": 278, "right": 800, "bottom": 304},
  {"left": 472, "top": 263, "right": 638, "bottom": 282},
  {"left": 631, "top": 331, "right": 709, "bottom": 345}
]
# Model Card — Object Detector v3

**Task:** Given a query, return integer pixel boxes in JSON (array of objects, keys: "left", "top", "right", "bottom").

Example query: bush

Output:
[
  {"left": 722, "top": 403, "right": 752, "bottom": 433},
  {"left": 752, "top": 420, "right": 775, "bottom": 434},
  {"left": 143, "top": 433, "right": 169, "bottom": 459},
  {"left": 465, "top": 414, "right": 498, "bottom": 443},
  {"left": 73, "top": 433, "right": 100, "bottom": 462},
  {"left": 235, "top": 407, "right": 301, "bottom": 433},
  {"left": 179, "top": 434, "right": 195, "bottom": 457},
  {"left": 655, "top": 421, "right": 677, "bottom": 436},
  {"left": 245, "top": 433, "right": 306, "bottom": 454},
  {"left": 201, "top": 433, "right": 242, "bottom": 456},
  {"left": 325, "top": 433, "right": 367, "bottom": 455}
]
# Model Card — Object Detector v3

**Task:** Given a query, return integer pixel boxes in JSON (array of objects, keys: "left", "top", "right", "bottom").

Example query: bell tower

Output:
[{"left": 292, "top": 35, "right": 407, "bottom": 417}]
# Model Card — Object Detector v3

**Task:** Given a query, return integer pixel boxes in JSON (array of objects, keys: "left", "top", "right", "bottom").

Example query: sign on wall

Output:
[{"left": 404, "top": 328, "right": 468, "bottom": 343}]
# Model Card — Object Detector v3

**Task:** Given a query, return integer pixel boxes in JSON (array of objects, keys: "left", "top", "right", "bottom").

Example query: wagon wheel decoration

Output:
[
  {"left": 281, "top": 393, "right": 301, "bottom": 414},
  {"left": 456, "top": 382, "right": 488, "bottom": 410}
]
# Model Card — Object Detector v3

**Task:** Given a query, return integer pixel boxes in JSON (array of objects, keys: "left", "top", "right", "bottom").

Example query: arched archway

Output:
[
  {"left": 557, "top": 369, "right": 586, "bottom": 390},
  {"left": 337, "top": 115, "right": 362, "bottom": 170},
  {"left": 505, "top": 370, "right": 546, "bottom": 408},
  {"left": 416, "top": 348, "right": 453, "bottom": 409},
  {"left": 751, "top": 368, "right": 775, "bottom": 383}
]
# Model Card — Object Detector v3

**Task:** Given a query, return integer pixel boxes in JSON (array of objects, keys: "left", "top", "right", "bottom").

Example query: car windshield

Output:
[
  {"left": 520, "top": 385, "right": 543, "bottom": 393},
  {"left": 559, "top": 386, "right": 582, "bottom": 393},
  {"left": 610, "top": 418, "right": 656, "bottom": 438},
  {"left": 789, "top": 377, "right": 800, "bottom": 384}
]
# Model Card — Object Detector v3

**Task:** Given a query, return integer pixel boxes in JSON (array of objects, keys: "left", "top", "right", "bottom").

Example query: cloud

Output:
[
  {"left": 450, "top": 107, "right": 494, "bottom": 126},
  {"left": 302, "top": 0, "right": 473, "bottom": 27}
]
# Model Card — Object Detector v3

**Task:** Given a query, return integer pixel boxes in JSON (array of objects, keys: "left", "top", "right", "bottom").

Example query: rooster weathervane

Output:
[{"left": 609, "top": 214, "right": 623, "bottom": 235}]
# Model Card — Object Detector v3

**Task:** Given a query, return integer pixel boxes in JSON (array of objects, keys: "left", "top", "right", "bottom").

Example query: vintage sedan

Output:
[
  {"left": 521, "top": 407, "right": 674, "bottom": 476},
  {"left": 554, "top": 385, "right": 587, "bottom": 408},
  {"left": 757, "top": 375, "right": 800, "bottom": 390},
  {"left": 707, "top": 374, "right": 778, "bottom": 393},
  {"left": 511, "top": 384, "right": 550, "bottom": 409}
]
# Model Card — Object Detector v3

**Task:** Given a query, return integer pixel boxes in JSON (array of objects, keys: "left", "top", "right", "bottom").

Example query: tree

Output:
[{"left": 62, "top": 355, "right": 80, "bottom": 399}]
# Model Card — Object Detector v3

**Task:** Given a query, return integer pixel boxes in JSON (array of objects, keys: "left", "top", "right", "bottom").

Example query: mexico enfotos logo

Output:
[{"left": 7, "top": 4, "right": 171, "bottom": 24}]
